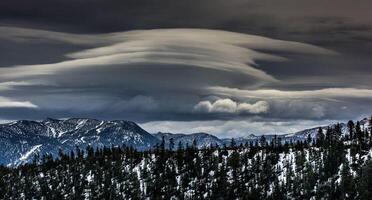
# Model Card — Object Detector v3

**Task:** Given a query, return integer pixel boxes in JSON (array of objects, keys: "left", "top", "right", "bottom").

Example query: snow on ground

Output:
[
  {"left": 96, "top": 121, "right": 105, "bottom": 134},
  {"left": 76, "top": 119, "right": 88, "bottom": 130},
  {"left": 19, "top": 144, "right": 42, "bottom": 161}
]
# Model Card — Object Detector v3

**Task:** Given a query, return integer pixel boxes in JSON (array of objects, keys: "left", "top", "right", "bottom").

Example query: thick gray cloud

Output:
[{"left": 0, "top": 0, "right": 371, "bottom": 136}]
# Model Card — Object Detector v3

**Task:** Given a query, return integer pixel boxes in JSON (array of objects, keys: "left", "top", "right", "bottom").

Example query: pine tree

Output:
[
  {"left": 230, "top": 138, "right": 236, "bottom": 148},
  {"left": 347, "top": 120, "right": 355, "bottom": 140},
  {"left": 260, "top": 135, "right": 266, "bottom": 147},
  {"left": 358, "top": 160, "right": 372, "bottom": 200},
  {"left": 356, "top": 121, "right": 363, "bottom": 145},
  {"left": 316, "top": 127, "right": 325, "bottom": 147},
  {"left": 340, "top": 158, "right": 356, "bottom": 199},
  {"left": 306, "top": 134, "right": 312, "bottom": 146},
  {"left": 169, "top": 137, "right": 175, "bottom": 151}
]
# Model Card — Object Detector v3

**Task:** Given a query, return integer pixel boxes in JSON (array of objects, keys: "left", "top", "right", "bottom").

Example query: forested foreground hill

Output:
[{"left": 1, "top": 124, "right": 372, "bottom": 199}]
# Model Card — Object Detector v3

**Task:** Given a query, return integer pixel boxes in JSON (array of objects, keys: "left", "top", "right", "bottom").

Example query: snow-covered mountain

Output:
[
  {"left": 0, "top": 117, "right": 369, "bottom": 166},
  {"left": 222, "top": 119, "right": 369, "bottom": 145},
  {"left": 287, "top": 118, "right": 369, "bottom": 140},
  {"left": 0, "top": 118, "right": 160, "bottom": 166},
  {"left": 153, "top": 132, "right": 224, "bottom": 149}
]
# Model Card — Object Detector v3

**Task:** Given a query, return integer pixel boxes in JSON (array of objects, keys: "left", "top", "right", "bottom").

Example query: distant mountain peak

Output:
[
  {"left": 0, "top": 118, "right": 159, "bottom": 166},
  {"left": 153, "top": 132, "right": 223, "bottom": 148}
]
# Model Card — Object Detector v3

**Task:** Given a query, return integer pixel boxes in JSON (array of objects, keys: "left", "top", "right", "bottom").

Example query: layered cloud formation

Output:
[
  {"left": 0, "top": 27, "right": 334, "bottom": 80},
  {"left": 0, "top": 26, "right": 371, "bottom": 135}
]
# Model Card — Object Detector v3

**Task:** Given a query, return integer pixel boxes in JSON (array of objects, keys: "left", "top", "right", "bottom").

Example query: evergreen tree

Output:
[
  {"left": 347, "top": 120, "right": 355, "bottom": 140},
  {"left": 260, "top": 135, "right": 266, "bottom": 147},
  {"left": 169, "top": 137, "right": 175, "bottom": 151},
  {"left": 358, "top": 160, "right": 372, "bottom": 200},
  {"left": 230, "top": 138, "right": 236, "bottom": 148},
  {"left": 316, "top": 127, "right": 325, "bottom": 147},
  {"left": 340, "top": 158, "right": 356, "bottom": 199}
]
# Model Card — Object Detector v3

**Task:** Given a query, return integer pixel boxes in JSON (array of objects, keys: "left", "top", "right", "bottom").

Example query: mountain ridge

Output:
[
  {"left": 0, "top": 117, "right": 369, "bottom": 166},
  {"left": 0, "top": 118, "right": 159, "bottom": 166},
  {"left": 153, "top": 132, "right": 224, "bottom": 149}
]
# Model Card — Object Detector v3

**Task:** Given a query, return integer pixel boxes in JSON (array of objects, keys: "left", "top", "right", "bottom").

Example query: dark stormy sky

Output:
[{"left": 0, "top": 0, "right": 372, "bottom": 137}]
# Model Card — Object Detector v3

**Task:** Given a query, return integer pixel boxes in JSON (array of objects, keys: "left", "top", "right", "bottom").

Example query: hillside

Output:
[
  {"left": 0, "top": 122, "right": 371, "bottom": 199},
  {"left": 0, "top": 118, "right": 159, "bottom": 166}
]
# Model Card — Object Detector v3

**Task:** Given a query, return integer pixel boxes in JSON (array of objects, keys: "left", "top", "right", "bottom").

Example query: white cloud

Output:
[
  {"left": 237, "top": 101, "right": 270, "bottom": 114},
  {"left": 193, "top": 98, "right": 269, "bottom": 114},
  {"left": 193, "top": 101, "right": 214, "bottom": 113},
  {"left": 207, "top": 86, "right": 372, "bottom": 100},
  {"left": 0, "top": 81, "right": 34, "bottom": 91},
  {"left": 0, "top": 97, "right": 38, "bottom": 108},
  {"left": 193, "top": 99, "right": 235, "bottom": 113},
  {"left": 0, "top": 119, "right": 13, "bottom": 124}
]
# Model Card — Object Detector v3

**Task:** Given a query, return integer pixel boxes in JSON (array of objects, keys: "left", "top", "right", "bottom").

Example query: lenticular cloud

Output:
[{"left": 0, "top": 28, "right": 335, "bottom": 83}]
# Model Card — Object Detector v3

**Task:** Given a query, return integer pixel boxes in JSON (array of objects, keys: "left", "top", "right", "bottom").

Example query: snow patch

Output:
[{"left": 19, "top": 144, "right": 42, "bottom": 161}]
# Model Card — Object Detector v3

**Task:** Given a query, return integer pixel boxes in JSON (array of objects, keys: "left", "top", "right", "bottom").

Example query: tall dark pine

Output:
[
  {"left": 347, "top": 120, "right": 355, "bottom": 140},
  {"left": 316, "top": 127, "right": 325, "bottom": 147}
]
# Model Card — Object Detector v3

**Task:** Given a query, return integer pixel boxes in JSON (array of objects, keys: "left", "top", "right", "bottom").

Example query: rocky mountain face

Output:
[{"left": 0, "top": 118, "right": 159, "bottom": 166}]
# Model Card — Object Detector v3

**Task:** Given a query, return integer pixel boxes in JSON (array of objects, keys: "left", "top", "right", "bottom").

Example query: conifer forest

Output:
[{"left": 1, "top": 120, "right": 372, "bottom": 200}]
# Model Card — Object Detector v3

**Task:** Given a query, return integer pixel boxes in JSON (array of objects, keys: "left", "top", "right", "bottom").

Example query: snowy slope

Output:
[
  {"left": 222, "top": 119, "right": 368, "bottom": 145},
  {"left": 0, "top": 118, "right": 160, "bottom": 166},
  {"left": 288, "top": 119, "right": 366, "bottom": 140}
]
